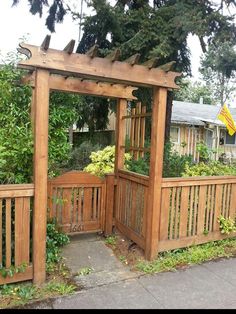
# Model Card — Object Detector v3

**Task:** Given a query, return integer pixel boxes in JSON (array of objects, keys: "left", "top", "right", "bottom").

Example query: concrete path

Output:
[{"left": 24, "top": 234, "right": 236, "bottom": 309}]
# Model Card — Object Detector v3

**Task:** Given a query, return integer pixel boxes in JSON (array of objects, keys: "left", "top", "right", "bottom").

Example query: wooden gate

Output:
[{"left": 47, "top": 171, "right": 106, "bottom": 234}]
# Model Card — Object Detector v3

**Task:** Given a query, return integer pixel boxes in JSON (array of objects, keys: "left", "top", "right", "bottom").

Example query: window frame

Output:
[
  {"left": 225, "top": 130, "right": 236, "bottom": 145},
  {"left": 170, "top": 126, "right": 181, "bottom": 144}
]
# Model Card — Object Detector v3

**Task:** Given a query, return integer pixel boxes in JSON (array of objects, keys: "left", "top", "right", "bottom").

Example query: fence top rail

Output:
[
  {"left": 0, "top": 183, "right": 34, "bottom": 191},
  {"left": 0, "top": 184, "right": 34, "bottom": 198},
  {"left": 162, "top": 175, "right": 236, "bottom": 188},
  {"left": 118, "top": 169, "right": 149, "bottom": 186}
]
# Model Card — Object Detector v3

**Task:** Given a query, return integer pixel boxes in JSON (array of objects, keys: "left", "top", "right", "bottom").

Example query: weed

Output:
[
  {"left": 77, "top": 267, "right": 93, "bottom": 276},
  {"left": 43, "top": 281, "right": 76, "bottom": 295},
  {"left": 136, "top": 238, "right": 236, "bottom": 274},
  {"left": 105, "top": 235, "right": 117, "bottom": 246},
  {"left": 218, "top": 215, "right": 236, "bottom": 235}
]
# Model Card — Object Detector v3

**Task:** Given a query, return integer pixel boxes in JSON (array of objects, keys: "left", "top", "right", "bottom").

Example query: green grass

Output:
[{"left": 136, "top": 238, "right": 236, "bottom": 274}]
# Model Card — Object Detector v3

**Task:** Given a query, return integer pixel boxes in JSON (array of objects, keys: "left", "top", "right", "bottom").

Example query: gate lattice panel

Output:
[{"left": 48, "top": 171, "right": 106, "bottom": 234}]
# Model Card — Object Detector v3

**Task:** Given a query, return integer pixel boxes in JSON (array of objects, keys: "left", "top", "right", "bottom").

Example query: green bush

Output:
[
  {"left": 126, "top": 156, "right": 149, "bottom": 176},
  {"left": 182, "top": 161, "right": 236, "bottom": 177},
  {"left": 46, "top": 220, "right": 70, "bottom": 265},
  {"left": 0, "top": 60, "right": 80, "bottom": 183},
  {"left": 163, "top": 141, "right": 193, "bottom": 178},
  {"left": 67, "top": 141, "right": 102, "bottom": 170},
  {"left": 84, "top": 145, "right": 131, "bottom": 177}
]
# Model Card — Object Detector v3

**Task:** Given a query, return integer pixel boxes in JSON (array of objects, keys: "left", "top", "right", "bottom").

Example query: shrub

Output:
[
  {"left": 126, "top": 156, "right": 149, "bottom": 176},
  {"left": 182, "top": 161, "right": 236, "bottom": 177},
  {"left": 0, "top": 60, "right": 80, "bottom": 183},
  {"left": 84, "top": 145, "right": 131, "bottom": 177},
  {"left": 67, "top": 141, "right": 102, "bottom": 170},
  {"left": 163, "top": 141, "right": 193, "bottom": 178}
]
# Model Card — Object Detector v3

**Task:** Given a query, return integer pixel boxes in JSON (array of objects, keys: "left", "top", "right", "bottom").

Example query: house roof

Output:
[{"left": 172, "top": 100, "right": 236, "bottom": 127}]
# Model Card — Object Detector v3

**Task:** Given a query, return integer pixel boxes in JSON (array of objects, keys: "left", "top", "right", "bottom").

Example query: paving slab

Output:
[
  {"left": 62, "top": 234, "right": 124, "bottom": 274},
  {"left": 201, "top": 258, "right": 236, "bottom": 287},
  {"left": 138, "top": 263, "right": 236, "bottom": 309},
  {"left": 74, "top": 268, "right": 140, "bottom": 289},
  {"left": 52, "top": 279, "right": 163, "bottom": 309}
]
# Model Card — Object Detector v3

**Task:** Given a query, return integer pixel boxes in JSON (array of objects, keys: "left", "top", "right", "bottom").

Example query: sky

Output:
[{"left": 0, "top": 0, "right": 202, "bottom": 80}]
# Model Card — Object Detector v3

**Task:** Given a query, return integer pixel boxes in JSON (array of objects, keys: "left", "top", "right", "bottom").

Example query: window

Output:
[
  {"left": 170, "top": 126, "right": 180, "bottom": 144},
  {"left": 225, "top": 132, "right": 236, "bottom": 145}
]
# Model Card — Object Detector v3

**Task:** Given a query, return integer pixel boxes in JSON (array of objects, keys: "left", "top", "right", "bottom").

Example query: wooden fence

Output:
[
  {"left": 159, "top": 176, "right": 236, "bottom": 252},
  {"left": 0, "top": 184, "right": 34, "bottom": 285},
  {"left": 115, "top": 172, "right": 236, "bottom": 256},
  {"left": 115, "top": 169, "right": 149, "bottom": 250}
]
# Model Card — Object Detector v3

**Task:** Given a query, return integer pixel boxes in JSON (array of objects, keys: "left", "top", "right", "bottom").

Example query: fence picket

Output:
[{"left": 5, "top": 198, "right": 11, "bottom": 268}]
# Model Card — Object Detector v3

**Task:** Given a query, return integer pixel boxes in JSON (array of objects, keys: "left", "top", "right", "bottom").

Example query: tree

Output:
[
  {"left": 200, "top": 41, "right": 236, "bottom": 106},
  {"left": 174, "top": 79, "right": 215, "bottom": 105},
  {"left": 10, "top": 0, "right": 236, "bottom": 139}
]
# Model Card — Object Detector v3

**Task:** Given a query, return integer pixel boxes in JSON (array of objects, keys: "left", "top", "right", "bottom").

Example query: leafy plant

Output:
[
  {"left": 0, "top": 56, "right": 81, "bottom": 184},
  {"left": 46, "top": 220, "right": 70, "bottom": 267},
  {"left": 67, "top": 141, "right": 102, "bottom": 171},
  {"left": 163, "top": 141, "right": 193, "bottom": 178},
  {"left": 196, "top": 142, "right": 211, "bottom": 162},
  {"left": 182, "top": 161, "right": 236, "bottom": 177},
  {"left": 218, "top": 215, "right": 236, "bottom": 235},
  {"left": 84, "top": 145, "right": 131, "bottom": 177},
  {"left": 126, "top": 156, "right": 149, "bottom": 176}
]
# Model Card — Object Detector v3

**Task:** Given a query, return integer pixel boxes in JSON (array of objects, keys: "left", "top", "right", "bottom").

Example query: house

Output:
[
  {"left": 171, "top": 100, "right": 236, "bottom": 162},
  {"left": 74, "top": 100, "right": 236, "bottom": 162}
]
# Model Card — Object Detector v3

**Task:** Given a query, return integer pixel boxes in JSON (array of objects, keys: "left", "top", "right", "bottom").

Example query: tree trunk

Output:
[{"left": 164, "top": 90, "right": 173, "bottom": 143}]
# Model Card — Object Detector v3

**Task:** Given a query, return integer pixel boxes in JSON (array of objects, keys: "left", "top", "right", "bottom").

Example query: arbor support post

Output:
[
  {"left": 32, "top": 69, "right": 50, "bottom": 284},
  {"left": 145, "top": 87, "right": 168, "bottom": 260}
]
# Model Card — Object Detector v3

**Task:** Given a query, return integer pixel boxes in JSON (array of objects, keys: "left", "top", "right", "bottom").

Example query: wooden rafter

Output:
[
  {"left": 124, "top": 53, "right": 140, "bottom": 65},
  {"left": 63, "top": 40, "right": 75, "bottom": 54},
  {"left": 86, "top": 44, "right": 99, "bottom": 58},
  {"left": 17, "top": 42, "right": 181, "bottom": 88},
  {"left": 41, "top": 35, "right": 51, "bottom": 51},
  {"left": 142, "top": 57, "right": 159, "bottom": 69},
  {"left": 157, "top": 61, "right": 176, "bottom": 72},
  {"left": 105, "top": 48, "right": 121, "bottom": 62},
  {"left": 22, "top": 73, "right": 137, "bottom": 100}
]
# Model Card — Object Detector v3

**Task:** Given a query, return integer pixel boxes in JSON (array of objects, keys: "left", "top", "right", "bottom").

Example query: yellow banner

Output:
[{"left": 217, "top": 104, "right": 236, "bottom": 136}]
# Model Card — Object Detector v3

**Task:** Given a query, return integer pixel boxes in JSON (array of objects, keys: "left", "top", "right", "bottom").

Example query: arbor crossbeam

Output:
[{"left": 18, "top": 42, "right": 181, "bottom": 89}]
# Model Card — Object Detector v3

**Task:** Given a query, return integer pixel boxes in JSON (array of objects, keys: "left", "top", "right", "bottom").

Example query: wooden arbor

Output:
[{"left": 18, "top": 36, "right": 180, "bottom": 284}]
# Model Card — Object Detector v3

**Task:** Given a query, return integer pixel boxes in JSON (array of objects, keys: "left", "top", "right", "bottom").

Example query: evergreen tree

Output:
[{"left": 11, "top": 0, "right": 236, "bottom": 138}]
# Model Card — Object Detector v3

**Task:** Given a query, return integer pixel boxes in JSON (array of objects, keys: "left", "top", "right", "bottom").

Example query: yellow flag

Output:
[{"left": 217, "top": 104, "right": 236, "bottom": 136}]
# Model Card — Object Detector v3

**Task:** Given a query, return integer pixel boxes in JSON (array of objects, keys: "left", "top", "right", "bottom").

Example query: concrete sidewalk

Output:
[{"left": 24, "top": 234, "right": 236, "bottom": 309}]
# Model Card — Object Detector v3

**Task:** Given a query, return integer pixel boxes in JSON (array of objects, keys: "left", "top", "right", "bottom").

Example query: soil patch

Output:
[{"left": 104, "top": 229, "right": 145, "bottom": 270}]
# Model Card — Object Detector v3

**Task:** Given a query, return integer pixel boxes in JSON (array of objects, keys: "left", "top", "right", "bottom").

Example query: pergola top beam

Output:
[
  {"left": 17, "top": 42, "right": 181, "bottom": 89},
  {"left": 22, "top": 72, "right": 138, "bottom": 100}
]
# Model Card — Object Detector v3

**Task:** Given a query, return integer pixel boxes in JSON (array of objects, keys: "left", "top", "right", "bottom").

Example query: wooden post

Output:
[
  {"left": 105, "top": 174, "right": 115, "bottom": 235},
  {"left": 33, "top": 69, "right": 50, "bottom": 284},
  {"left": 145, "top": 87, "right": 168, "bottom": 260},
  {"left": 114, "top": 99, "right": 127, "bottom": 173}
]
